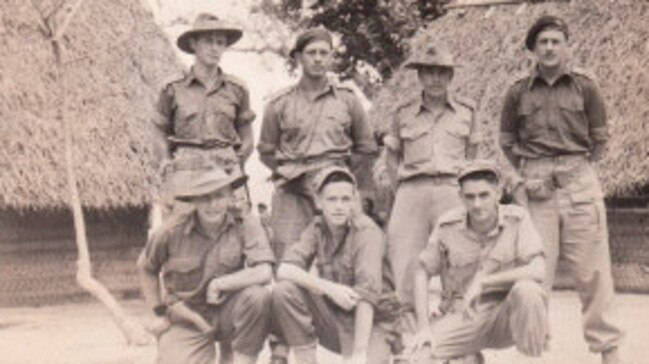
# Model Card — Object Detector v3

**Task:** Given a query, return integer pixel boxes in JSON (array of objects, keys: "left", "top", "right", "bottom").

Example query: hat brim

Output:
[
  {"left": 175, "top": 174, "right": 248, "bottom": 201},
  {"left": 177, "top": 28, "right": 243, "bottom": 54}
]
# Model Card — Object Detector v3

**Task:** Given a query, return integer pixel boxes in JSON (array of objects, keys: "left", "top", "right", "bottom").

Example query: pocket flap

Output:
[{"left": 400, "top": 123, "right": 429, "bottom": 140}]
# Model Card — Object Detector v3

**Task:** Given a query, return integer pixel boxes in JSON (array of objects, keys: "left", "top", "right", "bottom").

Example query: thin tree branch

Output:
[{"left": 51, "top": 0, "right": 87, "bottom": 42}]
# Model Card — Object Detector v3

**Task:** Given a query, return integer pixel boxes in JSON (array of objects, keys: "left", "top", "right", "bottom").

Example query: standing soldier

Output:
[
  {"left": 383, "top": 44, "right": 480, "bottom": 332},
  {"left": 151, "top": 13, "right": 255, "bottom": 226},
  {"left": 500, "top": 15, "right": 624, "bottom": 364},
  {"left": 257, "top": 27, "right": 378, "bottom": 363}
]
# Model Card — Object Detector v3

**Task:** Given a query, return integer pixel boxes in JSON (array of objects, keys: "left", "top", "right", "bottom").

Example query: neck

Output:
[
  {"left": 423, "top": 91, "right": 447, "bottom": 109},
  {"left": 537, "top": 63, "right": 564, "bottom": 85},
  {"left": 326, "top": 220, "right": 347, "bottom": 241},
  {"left": 469, "top": 213, "right": 498, "bottom": 235},
  {"left": 299, "top": 74, "right": 328, "bottom": 93},
  {"left": 193, "top": 62, "right": 220, "bottom": 85}
]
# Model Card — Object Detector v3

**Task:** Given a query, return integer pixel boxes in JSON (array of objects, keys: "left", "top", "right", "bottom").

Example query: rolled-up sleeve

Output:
[
  {"left": 583, "top": 78, "right": 608, "bottom": 144},
  {"left": 241, "top": 215, "right": 275, "bottom": 266},
  {"left": 257, "top": 102, "right": 280, "bottom": 156},
  {"left": 418, "top": 226, "right": 443, "bottom": 275},
  {"left": 348, "top": 95, "right": 378, "bottom": 155},
  {"left": 152, "top": 84, "right": 174, "bottom": 134},
  {"left": 236, "top": 85, "right": 256, "bottom": 126},
  {"left": 516, "top": 211, "right": 545, "bottom": 263},
  {"left": 352, "top": 228, "right": 385, "bottom": 307},
  {"left": 499, "top": 85, "right": 519, "bottom": 151},
  {"left": 141, "top": 228, "right": 170, "bottom": 274},
  {"left": 281, "top": 225, "right": 317, "bottom": 269}
]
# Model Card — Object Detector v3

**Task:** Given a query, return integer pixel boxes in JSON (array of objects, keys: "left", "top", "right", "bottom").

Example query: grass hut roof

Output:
[
  {"left": 0, "top": 0, "right": 183, "bottom": 210},
  {"left": 370, "top": 0, "right": 649, "bottom": 196}
]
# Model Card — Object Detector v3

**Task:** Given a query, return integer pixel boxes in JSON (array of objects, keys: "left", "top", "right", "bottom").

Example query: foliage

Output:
[{"left": 258, "top": 0, "right": 449, "bottom": 93}]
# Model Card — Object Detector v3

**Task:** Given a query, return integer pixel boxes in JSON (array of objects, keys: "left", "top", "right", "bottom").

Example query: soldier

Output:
[
  {"left": 151, "top": 13, "right": 255, "bottom": 225},
  {"left": 271, "top": 166, "right": 400, "bottom": 364},
  {"left": 410, "top": 160, "right": 548, "bottom": 363},
  {"left": 500, "top": 15, "right": 624, "bottom": 364},
  {"left": 257, "top": 27, "right": 378, "bottom": 363},
  {"left": 383, "top": 43, "right": 480, "bottom": 332},
  {"left": 137, "top": 169, "right": 274, "bottom": 364}
]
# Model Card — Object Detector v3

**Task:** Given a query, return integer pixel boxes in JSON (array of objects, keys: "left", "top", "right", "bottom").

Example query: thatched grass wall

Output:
[
  {"left": 0, "top": 208, "right": 147, "bottom": 306},
  {"left": 0, "top": 0, "right": 183, "bottom": 210},
  {"left": 370, "top": 0, "right": 649, "bottom": 196}
]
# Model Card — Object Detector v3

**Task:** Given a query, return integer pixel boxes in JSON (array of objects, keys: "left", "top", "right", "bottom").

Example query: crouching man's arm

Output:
[
  {"left": 207, "top": 263, "right": 273, "bottom": 305},
  {"left": 277, "top": 263, "right": 360, "bottom": 310},
  {"left": 136, "top": 252, "right": 171, "bottom": 336}
]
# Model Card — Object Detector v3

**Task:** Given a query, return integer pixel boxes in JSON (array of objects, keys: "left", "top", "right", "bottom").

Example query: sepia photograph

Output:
[{"left": 0, "top": 0, "right": 647, "bottom": 363}]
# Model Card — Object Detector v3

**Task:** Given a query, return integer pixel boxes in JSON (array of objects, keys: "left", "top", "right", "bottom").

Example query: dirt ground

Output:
[{"left": 0, "top": 291, "right": 644, "bottom": 364}]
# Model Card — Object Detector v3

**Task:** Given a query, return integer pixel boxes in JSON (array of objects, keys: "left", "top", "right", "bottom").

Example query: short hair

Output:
[
  {"left": 317, "top": 171, "right": 355, "bottom": 193},
  {"left": 458, "top": 170, "right": 499, "bottom": 186}
]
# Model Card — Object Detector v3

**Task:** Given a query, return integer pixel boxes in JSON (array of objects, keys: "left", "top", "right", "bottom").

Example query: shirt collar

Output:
[
  {"left": 184, "top": 66, "right": 225, "bottom": 91},
  {"left": 414, "top": 91, "right": 456, "bottom": 115},
  {"left": 460, "top": 206, "right": 506, "bottom": 240},
  {"left": 527, "top": 63, "right": 572, "bottom": 89},
  {"left": 296, "top": 78, "right": 337, "bottom": 102},
  {"left": 185, "top": 211, "right": 236, "bottom": 239}
]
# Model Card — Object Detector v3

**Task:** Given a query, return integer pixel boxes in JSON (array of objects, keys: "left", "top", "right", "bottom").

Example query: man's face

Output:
[
  {"left": 193, "top": 186, "right": 232, "bottom": 226},
  {"left": 317, "top": 181, "right": 356, "bottom": 228},
  {"left": 533, "top": 28, "right": 568, "bottom": 70},
  {"left": 460, "top": 179, "right": 500, "bottom": 224},
  {"left": 296, "top": 40, "right": 333, "bottom": 78},
  {"left": 417, "top": 66, "right": 453, "bottom": 98},
  {"left": 190, "top": 32, "right": 228, "bottom": 67}
]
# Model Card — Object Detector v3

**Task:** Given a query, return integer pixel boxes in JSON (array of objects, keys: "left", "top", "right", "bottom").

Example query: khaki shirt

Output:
[
  {"left": 500, "top": 65, "right": 608, "bottom": 158},
  {"left": 418, "top": 204, "right": 544, "bottom": 313},
  {"left": 257, "top": 80, "right": 377, "bottom": 180},
  {"left": 282, "top": 214, "right": 394, "bottom": 308},
  {"left": 385, "top": 94, "right": 480, "bottom": 181},
  {"left": 153, "top": 67, "right": 255, "bottom": 147},
  {"left": 142, "top": 212, "right": 274, "bottom": 307}
]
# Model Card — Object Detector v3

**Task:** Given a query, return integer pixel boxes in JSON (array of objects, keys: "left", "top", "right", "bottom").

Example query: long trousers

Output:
[
  {"left": 520, "top": 154, "right": 623, "bottom": 352},
  {"left": 156, "top": 285, "right": 270, "bottom": 364}
]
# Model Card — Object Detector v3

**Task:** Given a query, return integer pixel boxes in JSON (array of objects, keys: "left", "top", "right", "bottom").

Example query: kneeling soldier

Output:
[
  {"left": 137, "top": 168, "right": 274, "bottom": 364},
  {"left": 410, "top": 160, "right": 548, "bottom": 363},
  {"left": 271, "top": 166, "right": 400, "bottom": 364}
]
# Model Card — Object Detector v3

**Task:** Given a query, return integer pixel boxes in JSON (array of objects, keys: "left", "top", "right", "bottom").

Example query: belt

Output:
[
  {"left": 402, "top": 173, "right": 457, "bottom": 185},
  {"left": 168, "top": 137, "right": 234, "bottom": 150}
]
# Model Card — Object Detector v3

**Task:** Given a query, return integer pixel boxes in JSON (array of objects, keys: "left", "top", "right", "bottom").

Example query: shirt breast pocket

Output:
[
  {"left": 436, "top": 122, "right": 469, "bottom": 159},
  {"left": 164, "top": 257, "right": 203, "bottom": 294},
  {"left": 401, "top": 124, "right": 432, "bottom": 165},
  {"left": 219, "top": 244, "right": 243, "bottom": 272},
  {"left": 206, "top": 102, "right": 238, "bottom": 139},
  {"left": 174, "top": 104, "right": 202, "bottom": 137},
  {"left": 517, "top": 97, "right": 544, "bottom": 140},
  {"left": 323, "top": 108, "right": 352, "bottom": 145}
]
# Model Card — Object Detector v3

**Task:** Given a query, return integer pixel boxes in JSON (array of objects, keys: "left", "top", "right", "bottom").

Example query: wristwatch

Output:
[{"left": 153, "top": 304, "right": 168, "bottom": 317}]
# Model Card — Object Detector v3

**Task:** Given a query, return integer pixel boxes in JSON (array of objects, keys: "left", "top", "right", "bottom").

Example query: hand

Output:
[
  {"left": 144, "top": 315, "right": 171, "bottom": 338},
  {"left": 167, "top": 301, "right": 213, "bottom": 334},
  {"left": 324, "top": 282, "right": 359, "bottom": 311},
  {"left": 462, "top": 277, "right": 483, "bottom": 320},
  {"left": 408, "top": 329, "right": 434, "bottom": 363},
  {"left": 206, "top": 278, "right": 227, "bottom": 305}
]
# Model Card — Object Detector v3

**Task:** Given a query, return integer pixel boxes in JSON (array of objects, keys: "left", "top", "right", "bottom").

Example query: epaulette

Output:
[
  {"left": 265, "top": 85, "right": 296, "bottom": 103},
  {"left": 570, "top": 66, "right": 598, "bottom": 82},
  {"left": 158, "top": 73, "right": 185, "bottom": 90},
  {"left": 451, "top": 95, "right": 477, "bottom": 111},
  {"left": 332, "top": 81, "right": 356, "bottom": 93},
  {"left": 395, "top": 97, "right": 419, "bottom": 112},
  {"left": 500, "top": 204, "right": 527, "bottom": 221},
  {"left": 223, "top": 73, "right": 249, "bottom": 90},
  {"left": 436, "top": 207, "right": 466, "bottom": 227}
]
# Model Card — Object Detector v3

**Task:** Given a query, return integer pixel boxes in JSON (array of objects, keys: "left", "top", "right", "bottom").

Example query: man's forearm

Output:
[
  {"left": 413, "top": 267, "right": 431, "bottom": 331},
  {"left": 276, "top": 263, "right": 332, "bottom": 296},
  {"left": 481, "top": 256, "right": 545, "bottom": 292},
  {"left": 137, "top": 256, "right": 163, "bottom": 309},
  {"left": 351, "top": 300, "right": 374, "bottom": 359},
  {"left": 213, "top": 263, "right": 272, "bottom": 292},
  {"left": 151, "top": 128, "right": 171, "bottom": 167}
]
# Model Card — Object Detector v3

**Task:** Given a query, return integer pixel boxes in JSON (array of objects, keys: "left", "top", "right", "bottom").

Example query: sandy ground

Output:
[{"left": 0, "top": 291, "right": 644, "bottom": 364}]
